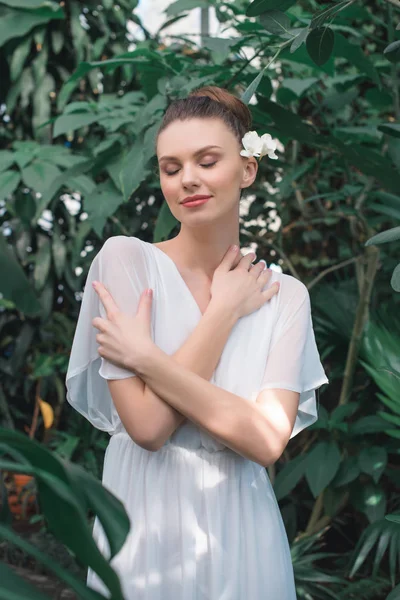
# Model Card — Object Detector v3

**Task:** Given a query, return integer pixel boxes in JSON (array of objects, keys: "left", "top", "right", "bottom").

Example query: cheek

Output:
[{"left": 160, "top": 176, "right": 177, "bottom": 199}]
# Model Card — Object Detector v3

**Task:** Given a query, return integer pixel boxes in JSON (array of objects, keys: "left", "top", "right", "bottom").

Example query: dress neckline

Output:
[{"left": 140, "top": 239, "right": 205, "bottom": 318}]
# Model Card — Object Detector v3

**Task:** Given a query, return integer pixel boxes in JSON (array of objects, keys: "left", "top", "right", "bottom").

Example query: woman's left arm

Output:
[{"left": 132, "top": 345, "right": 298, "bottom": 467}]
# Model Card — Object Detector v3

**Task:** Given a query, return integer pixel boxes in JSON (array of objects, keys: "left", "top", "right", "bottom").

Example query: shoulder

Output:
[
  {"left": 275, "top": 272, "right": 308, "bottom": 299},
  {"left": 101, "top": 235, "right": 141, "bottom": 253},
  {"left": 272, "top": 272, "right": 310, "bottom": 314},
  {"left": 96, "top": 235, "right": 143, "bottom": 262}
]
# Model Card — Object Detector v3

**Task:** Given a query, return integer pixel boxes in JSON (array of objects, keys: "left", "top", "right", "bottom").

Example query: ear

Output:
[{"left": 240, "top": 157, "right": 258, "bottom": 189}]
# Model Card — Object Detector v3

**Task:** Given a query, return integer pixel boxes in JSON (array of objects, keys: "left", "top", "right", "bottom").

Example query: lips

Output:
[{"left": 182, "top": 195, "right": 212, "bottom": 204}]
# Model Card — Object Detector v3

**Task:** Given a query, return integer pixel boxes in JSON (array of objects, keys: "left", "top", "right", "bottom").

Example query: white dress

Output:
[{"left": 66, "top": 235, "right": 329, "bottom": 600}]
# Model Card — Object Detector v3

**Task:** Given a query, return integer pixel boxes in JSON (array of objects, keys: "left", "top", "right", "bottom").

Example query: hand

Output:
[
  {"left": 210, "top": 246, "right": 280, "bottom": 319},
  {"left": 91, "top": 281, "right": 154, "bottom": 372}
]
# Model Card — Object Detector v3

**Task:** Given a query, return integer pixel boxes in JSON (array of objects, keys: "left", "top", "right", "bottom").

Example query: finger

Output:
[
  {"left": 262, "top": 281, "right": 280, "bottom": 301},
  {"left": 218, "top": 245, "right": 243, "bottom": 271},
  {"left": 92, "top": 281, "right": 119, "bottom": 319},
  {"left": 92, "top": 317, "right": 107, "bottom": 330},
  {"left": 238, "top": 251, "right": 256, "bottom": 270}
]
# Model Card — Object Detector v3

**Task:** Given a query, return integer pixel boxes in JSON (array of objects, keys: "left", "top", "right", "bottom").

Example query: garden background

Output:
[{"left": 1, "top": 0, "right": 400, "bottom": 598}]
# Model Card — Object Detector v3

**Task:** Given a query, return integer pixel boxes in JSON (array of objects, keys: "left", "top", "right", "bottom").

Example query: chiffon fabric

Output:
[{"left": 65, "top": 235, "right": 329, "bottom": 600}]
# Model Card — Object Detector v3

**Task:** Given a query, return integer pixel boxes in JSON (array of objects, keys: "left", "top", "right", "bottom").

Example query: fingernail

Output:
[
  {"left": 145, "top": 288, "right": 153, "bottom": 296},
  {"left": 92, "top": 281, "right": 97, "bottom": 288},
  {"left": 231, "top": 245, "right": 238, "bottom": 252}
]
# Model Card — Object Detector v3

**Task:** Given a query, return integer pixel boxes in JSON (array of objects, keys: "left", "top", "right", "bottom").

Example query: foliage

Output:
[
  {"left": 1, "top": 0, "right": 400, "bottom": 597},
  {"left": 0, "top": 428, "right": 130, "bottom": 598}
]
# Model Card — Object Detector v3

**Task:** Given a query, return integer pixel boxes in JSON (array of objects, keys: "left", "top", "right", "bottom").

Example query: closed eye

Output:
[{"left": 165, "top": 162, "right": 217, "bottom": 177}]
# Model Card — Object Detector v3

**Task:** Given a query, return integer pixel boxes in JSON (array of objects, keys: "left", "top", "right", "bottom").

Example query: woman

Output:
[{"left": 66, "top": 86, "right": 329, "bottom": 599}]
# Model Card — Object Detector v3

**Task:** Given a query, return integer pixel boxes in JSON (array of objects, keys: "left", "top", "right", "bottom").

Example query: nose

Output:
[{"left": 181, "top": 164, "right": 201, "bottom": 189}]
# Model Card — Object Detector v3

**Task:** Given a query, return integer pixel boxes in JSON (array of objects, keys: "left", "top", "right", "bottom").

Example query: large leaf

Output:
[
  {"left": 260, "top": 10, "right": 291, "bottom": 35},
  {"left": 305, "top": 441, "right": 341, "bottom": 497},
  {"left": 306, "top": 26, "right": 335, "bottom": 67},
  {"left": 0, "top": 561, "right": 50, "bottom": 600},
  {"left": 21, "top": 160, "right": 61, "bottom": 194},
  {"left": 0, "top": 430, "right": 129, "bottom": 598},
  {"left": 84, "top": 181, "right": 124, "bottom": 238},
  {"left": 384, "top": 40, "right": 400, "bottom": 64},
  {"left": 358, "top": 447, "right": 387, "bottom": 484},
  {"left": 241, "top": 66, "right": 268, "bottom": 105},
  {"left": 0, "top": 169, "right": 20, "bottom": 202},
  {"left": 273, "top": 454, "right": 309, "bottom": 501},
  {"left": 334, "top": 33, "right": 380, "bottom": 86},
  {"left": 246, "top": 0, "right": 296, "bottom": 17},
  {"left": 165, "top": 0, "right": 210, "bottom": 17},
  {"left": 310, "top": 0, "right": 354, "bottom": 30},
  {"left": 0, "top": 527, "right": 103, "bottom": 600},
  {"left": 0, "top": 4, "right": 64, "bottom": 47},
  {"left": 365, "top": 226, "right": 400, "bottom": 246},
  {"left": 0, "top": 232, "right": 42, "bottom": 316},
  {"left": 378, "top": 123, "right": 400, "bottom": 139}
]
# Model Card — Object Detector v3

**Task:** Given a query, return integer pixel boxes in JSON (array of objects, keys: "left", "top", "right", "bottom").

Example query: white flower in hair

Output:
[{"left": 240, "top": 131, "right": 278, "bottom": 160}]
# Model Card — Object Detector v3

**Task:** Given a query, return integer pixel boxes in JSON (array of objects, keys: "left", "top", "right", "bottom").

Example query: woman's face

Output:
[{"left": 156, "top": 117, "right": 257, "bottom": 221}]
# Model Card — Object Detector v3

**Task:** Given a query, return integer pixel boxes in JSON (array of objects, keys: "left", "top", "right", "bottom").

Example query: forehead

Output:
[{"left": 157, "top": 117, "right": 235, "bottom": 159}]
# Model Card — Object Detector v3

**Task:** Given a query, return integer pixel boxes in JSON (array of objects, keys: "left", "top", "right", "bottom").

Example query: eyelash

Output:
[{"left": 165, "top": 162, "right": 217, "bottom": 177}]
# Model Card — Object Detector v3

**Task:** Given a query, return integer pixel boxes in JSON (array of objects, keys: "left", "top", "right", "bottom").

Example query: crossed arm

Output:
[{"left": 108, "top": 304, "right": 299, "bottom": 467}]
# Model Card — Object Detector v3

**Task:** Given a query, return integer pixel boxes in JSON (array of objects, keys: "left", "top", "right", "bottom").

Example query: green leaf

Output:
[
  {"left": 0, "top": 0, "right": 59, "bottom": 7},
  {"left": 306, "top": 26, "right": 335, "bottom": 67},
  {"left": 260, "top": 10, "right": 290, "bottom": 35},
  {"left": 202, "top": 36, "right": 237, "bottom": 63},
  {"left": 282, "top": 77, "right": 318, "bottom": 97},
  {"left": 330, "top": 402, "right": 359, "bottom": 423},
  {"left": 165, "top": 0, "right": 210, "bottom": 17},
  {"left": 310, "top": 0, "right": 354, "bottom": 30},
  {"left": 0, "top": 170, "right": 20, "bottom": 202},
  {"left": 53, "top": 112, "right": 108, "bottom": 137},
  {"left": 0, "top": 232, "right": 42, "bottom": 316},
  {"left": 240, "top": 66, "right": 268, "bottom": 105},
  {"left": 352, "top": 483, "right": 386, "bottom": 523},
  {"left": 84, "top": 181, "right": 124, "bottom": 238},
  {"left": 34, "top": 157, "right": 94, "bottom": 222},
  {"left": 386, "top": 583, "right": 400, "bottom": 600},
  {"left": 120, "top": 140, "right": 151, "bottom": 202},
  {"left": 0, "top": 430, "right": 127, "bottom": 598},
  {"left": 365, "top": 226, "right": 400, "bottom": 246},
  {"left": 21, "top": 160, "right": 61, "bottom": 194},
  {"left": 334, "top": 33, "right": 380, "bottom": 86},
  {"left": 0, "top": 5, "right": 64, "bottom": 46},
  {"left": 273, "top": 454, "right": 309, "bottom": 501},
  {"left": 0, "top": 151, "right": 15, "bottom": 173},
  {"left": 246, "top": 0, "right": 296, "bottom": 17},
  {"left": 358, "top": 447, "right": 387, "bottom": 484},
  {"left": 290, "top": 27, "right": 309, "bottom": 53},
  {"left": 350, "top": 415, "right": 394, "bottom": 435},
  {"left": 391, "top": 264, "right": 400, "bottom": 292},
  {"left": 378, "top": 123, "right": 400, "bottom": 139},
  {"left": 0, "top": 561, "right": 50, "bottom": 600},
  {"left": 384, "top": 40, "right": 400, "bottom": 63},
  {"left": 332, "top": 456, "right": 360, "bottom": 487},
  {"left": 9, "top": 33, "right": 32, "bottom": 81},
  {"left": 259, "top": 100, "right": 321, "bottom": 144},
  {"left": 305, "top": 441, "right": 341, "bottom": 498}
]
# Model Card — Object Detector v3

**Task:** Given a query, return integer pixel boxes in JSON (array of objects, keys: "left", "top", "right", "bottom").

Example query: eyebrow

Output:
[{"left": 158, "top": 145, "right": 222, "bottom": 163}]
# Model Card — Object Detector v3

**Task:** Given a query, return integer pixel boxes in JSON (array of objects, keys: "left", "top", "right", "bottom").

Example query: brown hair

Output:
[{"left": 155, "top": 86, "right": 252, "bottom": 150}]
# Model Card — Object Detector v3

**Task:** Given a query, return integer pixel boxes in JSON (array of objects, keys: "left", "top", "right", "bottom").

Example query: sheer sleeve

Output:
[
  {"left": 257, "top": 275, "right": 329, "bottom": 439},
  {"left": 65, "top": 236, "right": 150, "bottom": 434}
]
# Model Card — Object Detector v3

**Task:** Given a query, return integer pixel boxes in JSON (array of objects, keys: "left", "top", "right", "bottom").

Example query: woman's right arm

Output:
[{"left": 107, "top": 303, "right": 237, "bottom": 451}]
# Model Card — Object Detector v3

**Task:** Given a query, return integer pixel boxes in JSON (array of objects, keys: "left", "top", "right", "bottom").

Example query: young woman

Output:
[{"left": 66, "top": 86, "right": 329, "bottom": 599}]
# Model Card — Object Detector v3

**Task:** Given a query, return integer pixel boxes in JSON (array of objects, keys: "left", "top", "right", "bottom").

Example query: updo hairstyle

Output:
[{"left": 155, "top": 86, "right": 252, "bottom": 150}]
